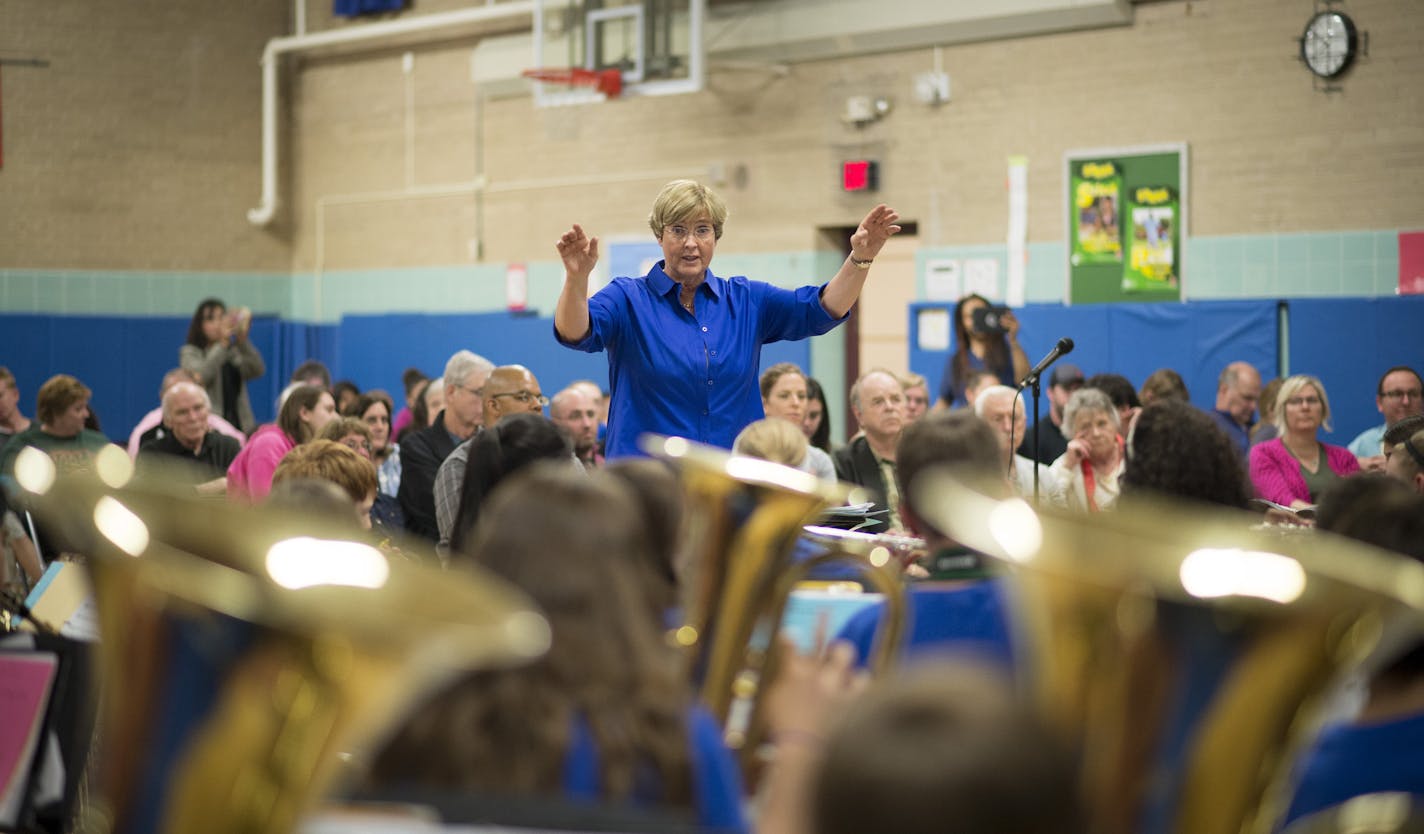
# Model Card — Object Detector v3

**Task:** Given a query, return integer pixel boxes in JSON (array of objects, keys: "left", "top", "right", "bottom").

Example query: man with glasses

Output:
[
  {"left": 1209, "top": 361, "right": 1263, "bottom": 457},
  {"left": 433, "top": 365, "right": 548, "bottom": 551},
  {"left": 398, "top": 350, "right": 493, "bottom": 542},
  {"left": 1348, "top": 366, "right": 1424, "bottom": 472}
]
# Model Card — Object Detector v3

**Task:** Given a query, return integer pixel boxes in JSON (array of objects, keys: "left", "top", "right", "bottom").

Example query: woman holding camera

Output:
[
  {"left": 180, "top": 297, "right": 266, "bottom": 435},
  {"left": 936, "top": 293, "right": 1030, "bottom": 410}
]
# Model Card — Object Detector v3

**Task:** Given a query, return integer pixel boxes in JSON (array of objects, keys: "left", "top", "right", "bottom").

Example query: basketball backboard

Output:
[{"left": 530, "top": 0, "right": 704, "bottom": 106}]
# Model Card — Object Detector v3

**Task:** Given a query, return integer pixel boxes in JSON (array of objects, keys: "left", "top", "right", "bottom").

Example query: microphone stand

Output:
[{"left": 1020, "top": 372, "right": 1043, "bottom": 506}]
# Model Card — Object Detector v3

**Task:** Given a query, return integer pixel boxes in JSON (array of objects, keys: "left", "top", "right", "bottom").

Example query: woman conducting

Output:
[
  {"left": 180, "top": 298, "right": 266, "bottom": 435},
  {"left": 554, "top": 179, "right": 900, "bottom": 459},
  {"left": 1249, "top": 374, "right": 1359, "bottom": 509}
]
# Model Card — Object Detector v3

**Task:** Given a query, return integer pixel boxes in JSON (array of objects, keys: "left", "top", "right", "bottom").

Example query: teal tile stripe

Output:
[{"left": 1, "top": 229, "right": 1405, "bottom": 324}]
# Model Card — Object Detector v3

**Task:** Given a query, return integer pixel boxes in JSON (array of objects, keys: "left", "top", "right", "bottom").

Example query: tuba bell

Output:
[
  {"left": 914, "top": 471, "right": 1424, "bottom": 834},
  {"left": 10, "top": 446, "right": 550, "bottom": 834},
  {"left": 643, "top": 436, "right": 906, "bottom": 763}
]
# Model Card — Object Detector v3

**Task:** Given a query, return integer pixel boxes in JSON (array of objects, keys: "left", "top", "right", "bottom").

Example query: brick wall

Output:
[{"left": 0, "top": 0, "right": 291, "bottom": 270}]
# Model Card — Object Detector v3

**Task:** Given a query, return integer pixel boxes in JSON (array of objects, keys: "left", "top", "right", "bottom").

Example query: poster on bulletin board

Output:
[{"left": 1066, "top": 144, "right": 1187, "bottom": 304}]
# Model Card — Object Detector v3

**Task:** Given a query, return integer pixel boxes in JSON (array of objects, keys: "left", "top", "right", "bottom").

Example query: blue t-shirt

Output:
[
  {"left": 558, "top": 262, "right": 845, "bottom": 459},
  {"left": 1281, "top": 710, "right": 1424, "bottom": 828},
  {"left": 938, "top": 350, "right": 1014, "bottom": 409},
  {"left": 563, "top": 706, "right": 748, "bottom": 834},
  {"left": 836, "top": 580, "right": 1016, "bottom": 671}
]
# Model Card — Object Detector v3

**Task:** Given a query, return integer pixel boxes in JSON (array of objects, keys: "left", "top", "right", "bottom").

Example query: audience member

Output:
[
  {"left": 0, "top": 366, "right": 34, "bottom": 449},
  {"left": 834, "top": 369, "right": 907, "bottom": 532},
  {"left": 899, "top": 372, "right": 930, "bottom": 423},
  {"left": 226, "top": 384, "right": 336, "bottom": 501},
  {"left": 332, "top": 379, "right": 361, "bottom": 413},
  {"left": 1084, "top": 372, "right": 1141, "bottom": 433},
  {"left": 1026, "top": 363, "right": 1083, "bottom": 466},
  {"left": 397, "top": 351, "right": 492, "bottom": 542},
  {"left": 803, "top": 377, "right": 832, "bottom": 454},
  {"left": 1121, "top": 400, "right": 1251, "bottom": 509},
  {"left": 318, "top": 416, "right": 374, "bottom": 460},
  {"left": 760, "top": 363, "right": 835, "bottom": 480},
  {"left": 433, "top": 364, "right": 546, "bottom": 549},
  {"left": 137, "top": 381, "right": 241, "bottom": 489},
  {"left": 734, "top": 418, "right": 811, "bottom": 469},
  {"left": 1281, "top": 476, "right": 1424, "bottom": 827},
  {"left": 1383, "top": 417, "right": 1424, "bottom": 494},
  {"left": 290, "top": 359, "right": 332, "bottom": 390},
  {"left": 1138, "top": 367, "right": 1189, "bottom": 406},
  {"left": 0, "top": 374, "right": 110, "bottom": 478},
  {"left": 448, "top": 413, "right": 571, "bottom": 556},
  {"left": 345, "top": 392, "right": 400, "bottom": 497},
  {"left": 935, "top": 293, "right": 1029, "bottom": 410},
  {"left": 271, "top": 439, "right": 379, "bottom": 530},
  {"left": 127, "top": 367, "right": 245, "bottom": 458},
  {"left": 373, "top": 465, "right": 748, "bottom": 833},
  {"left": 1248, "top": 375, "right": 1359, "bottom": 509},
  {"left": 265, "top": 478, "right": 361, "bottom": 531},
  {"left": 961, "top": 370, "right": 1000, "bottom": 413},
  {"left": 1251, "top": 376, "right": 1284, "bottom": 447},
  {"left": 1050, "top": 387, "right": 1125, "bottom": 512},
  {"left": 180, "top": 298, "right": 266, "bottom": 434},
  {"left": 1208, "top": 361, "right": 1263, "bottom": 456},
  {"left": 550, "top": 385, "right": 603, "bottom": 468},
  {"left": 391, "top": 367, "right": 428, "bottom": 442},
  {"left": 1347, "top": 366, "right": 1423, "bottom": 472},
  {"left": 975, "top": 385, "right": 1065, "bottom": 507}
]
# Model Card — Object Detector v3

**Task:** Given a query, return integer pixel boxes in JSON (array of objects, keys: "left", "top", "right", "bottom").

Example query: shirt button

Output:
[
  {"left": 707, "top": 380, "right": 714, "bottom": 385},
  {"left": 710, "top": 350, "right": 716, "bottom": 356},
  {"left": 702, "top": 409, "right": 709, "bottom": 416},
  {"left": 701, "top": 326, "right": 708, "bottom": 332}
]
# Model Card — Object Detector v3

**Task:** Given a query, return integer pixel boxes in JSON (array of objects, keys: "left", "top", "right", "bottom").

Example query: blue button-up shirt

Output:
[{"left": 557, "top": 261, "right": 846, "bottom": 458}]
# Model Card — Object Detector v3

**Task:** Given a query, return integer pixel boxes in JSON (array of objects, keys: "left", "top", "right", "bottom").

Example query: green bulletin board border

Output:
[{"left": 1064, "top": 143, "right": 1189, "bottom": 305}]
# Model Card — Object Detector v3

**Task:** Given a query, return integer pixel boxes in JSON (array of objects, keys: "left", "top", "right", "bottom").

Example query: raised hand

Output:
[
  {"left": 848, "top": 204, "right": 902, "bottom": 261},
  {"left": 557, "top": 224, "right": 600, "bottom": 282}
]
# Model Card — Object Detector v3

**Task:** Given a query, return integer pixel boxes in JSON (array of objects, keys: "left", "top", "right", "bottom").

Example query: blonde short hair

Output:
[
  {"left": 648, "top": 180, "right": 729, "bottom": 240},
  {"left": 733, "top": 418, "right": 809, "bottom": 469},
  {"left": 1273, "top": 375, "right": 1333, "bottom": 432}
]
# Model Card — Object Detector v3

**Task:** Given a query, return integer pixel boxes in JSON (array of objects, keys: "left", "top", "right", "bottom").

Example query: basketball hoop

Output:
[{"left": 522, "top": 67, "right": 623, "bottom": 99}]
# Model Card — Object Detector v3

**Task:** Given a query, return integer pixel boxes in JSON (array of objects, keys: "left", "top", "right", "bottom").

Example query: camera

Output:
[{"left": 971, "top": 305, "right": 1012, "bottom": 336}]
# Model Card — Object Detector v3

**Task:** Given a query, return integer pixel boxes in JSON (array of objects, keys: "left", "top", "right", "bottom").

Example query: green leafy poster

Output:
[
  {"left": 1070, "top": 161, "right": 1122, "bottom": 266},
  {"left": 1123, "top": 185, "right": 1179, "bottom": 292}
]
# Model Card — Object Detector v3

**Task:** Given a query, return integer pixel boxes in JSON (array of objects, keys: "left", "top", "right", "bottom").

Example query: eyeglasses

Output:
[
  {"left": 1381, "top": 389, "right": 1422, "bottom": 401},
  {"left": 1285, "top": 396, "right": 1321, "bottom": 408},
  {"left": 490, "top": 391, "right": 549, "bottom": 407},
  {"left": 664, "top": 224, "right": 715, "bottom": 242},
  {"left": 451, "top": 383, "right": 484, "bottom": 397}
]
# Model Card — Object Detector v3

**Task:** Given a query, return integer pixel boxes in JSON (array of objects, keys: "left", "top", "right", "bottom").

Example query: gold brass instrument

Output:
[
  {"left": 643, "top": 436, "right": 906, "bottom": 763},
  {"left": 914, "top": 471, "right": 1424, "bottom": 834},
  {"left": 10, "top": 446, "right": 549, "bottom": 834}
]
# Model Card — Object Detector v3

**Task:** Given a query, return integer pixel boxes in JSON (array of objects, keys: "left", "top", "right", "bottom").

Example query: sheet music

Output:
[{"left": 60, "top": 597, "right": 100, "bottom": 642}]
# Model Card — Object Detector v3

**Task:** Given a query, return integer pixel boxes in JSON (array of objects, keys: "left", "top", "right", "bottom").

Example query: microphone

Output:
[{"left": 1018, "top": 338, "right": 1075, "bottom": 388}]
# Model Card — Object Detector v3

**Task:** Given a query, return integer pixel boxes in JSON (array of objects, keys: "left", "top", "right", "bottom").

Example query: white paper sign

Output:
[
  {"left": 924, "top": 259, "right": 962, "bottom": 301},
  {"left": 916, "top": 308, "right": 952, "bottom": 351},
  {"left": 964, "top": 258, "right": 1000, "bottom": 300}
]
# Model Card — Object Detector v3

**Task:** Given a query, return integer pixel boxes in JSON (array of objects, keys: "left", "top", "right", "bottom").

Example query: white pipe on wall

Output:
[{"left": 247, "top": 1, "right": 536, "bottom": 227}]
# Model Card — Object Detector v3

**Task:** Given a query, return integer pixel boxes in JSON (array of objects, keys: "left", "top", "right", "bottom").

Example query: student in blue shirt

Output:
[{"left": 554, "top": 179, "right": 901, "bottom": 459}]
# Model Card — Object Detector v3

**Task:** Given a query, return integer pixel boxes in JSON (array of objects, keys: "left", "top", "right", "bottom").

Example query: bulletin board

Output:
[{"left": 1066, "top": 144, "right": 1187, "bottom": 305}]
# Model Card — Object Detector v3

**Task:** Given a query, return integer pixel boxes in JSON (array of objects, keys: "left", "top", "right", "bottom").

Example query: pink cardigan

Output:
[
  {"left": 226, "top": 423, "right": 295, "bottom": 500},
  {"left": 1248, "top": 437, "right": 1359, "bottom": 506}
]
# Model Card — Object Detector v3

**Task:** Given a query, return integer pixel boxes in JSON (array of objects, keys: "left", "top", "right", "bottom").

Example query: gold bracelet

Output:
[{"left": 850, "top": 255, "right": 873, "bottom": 268}]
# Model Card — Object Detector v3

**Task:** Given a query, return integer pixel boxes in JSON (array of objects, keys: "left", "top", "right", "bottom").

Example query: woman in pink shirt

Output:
[
  {"left": 226, "top": 384, "right": 337, "bottom": 500},
  {"left": 1249, "top": 375, "right": 1359, "bottom": 509}
]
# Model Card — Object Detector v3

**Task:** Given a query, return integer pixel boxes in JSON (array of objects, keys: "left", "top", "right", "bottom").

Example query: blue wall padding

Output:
[
  {"left": 910, "top": 300, "right": 1279, "bottom": 422},
  {"left": 3, "top": 310, "right": 809, "bottom": 442},
  {"left": 1285, "top": 296, "right": 1424, "bottom": 444}
]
